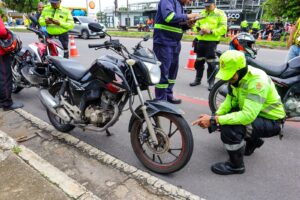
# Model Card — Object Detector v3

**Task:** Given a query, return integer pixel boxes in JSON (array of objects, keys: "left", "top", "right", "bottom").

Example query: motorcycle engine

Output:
[
  {"left": 285, "top": 97, "right": 300, "bottom": 117},
  {"left": 84, "top": 105, "right": 114, "bottom": 126}
]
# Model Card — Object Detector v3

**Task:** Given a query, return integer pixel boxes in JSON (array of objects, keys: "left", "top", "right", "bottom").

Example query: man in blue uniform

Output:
[{"left": 154, "top": 0, "right": 199, "bottom": 104}]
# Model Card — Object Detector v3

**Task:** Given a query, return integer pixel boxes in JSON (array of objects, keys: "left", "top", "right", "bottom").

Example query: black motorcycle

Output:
[
  {"left": 209, "top": 56, "right": 300, "bottom": 120},
  {"left": 39, "top": 23, "right": 194, "bottom": 174}
]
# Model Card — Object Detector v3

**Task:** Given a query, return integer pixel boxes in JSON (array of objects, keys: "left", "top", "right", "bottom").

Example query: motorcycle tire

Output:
[
  {"left": 208, "top": 80, "right": 228, "bottom": 113},
  {"left": 12, "top": 83, "right": 24, "bottom": 94},
  {"left": 130, "top": 112, "right": 193, "bottom": 174},
  {"left": 47, "top": 83, "right": 75, "bottom": 132}
]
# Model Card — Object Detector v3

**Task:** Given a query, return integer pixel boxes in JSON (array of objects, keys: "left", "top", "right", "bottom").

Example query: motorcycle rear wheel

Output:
[
  {"left": 130, "top": 112, "right": 194, "bottom": 174},
  {"left": 47, "top": 83, "right": 75, "bottom": 132}
]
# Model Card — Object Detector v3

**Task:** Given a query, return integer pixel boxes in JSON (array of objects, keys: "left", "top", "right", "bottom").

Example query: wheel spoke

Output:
[
  {"left": 168, "top": 121, "right": 173, "bottom": 135},
  {"left": 169, "top": 148, "right": 182, "bottom": 151},
  {"left": 168, "top": 128, "right": 179, "bottom": 138},
  {"left": 157, "top": 155, "right": 163, "bottom": 164},
  {"left": 168, "top": 150, "right": 179, "bottom": 158},
  {"left": 152, "top": 154, "right": 155, "bottom": 162}
]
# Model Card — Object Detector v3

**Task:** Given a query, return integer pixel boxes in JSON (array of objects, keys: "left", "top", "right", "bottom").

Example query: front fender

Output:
[{"left": 128, "top": 100, "right": 184, "bottom": 132}]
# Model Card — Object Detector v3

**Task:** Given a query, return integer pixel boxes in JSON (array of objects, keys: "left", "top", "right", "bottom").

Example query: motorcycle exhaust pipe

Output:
[{"left": 39, "top": 89, "right": 71, "bottom": 122}]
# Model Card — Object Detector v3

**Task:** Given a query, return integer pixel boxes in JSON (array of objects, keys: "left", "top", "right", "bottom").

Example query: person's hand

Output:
[
  {"left": 200, "top": 28, "right": 212, "bottom": 35},
  {"left": 187, "top": 19, "right": 196, "bottom": 28},
  {"left": 191, "top": 114, "right": 211, "bottom": 128},
  {"left": 45, "top": 18, "right": 53, "bottom": 24},
  {"left": 187, "top": 13, "right": 200, "bottom": 20},
  {"left": 51, "top": 19, "right": 60, "bottom": 25}
]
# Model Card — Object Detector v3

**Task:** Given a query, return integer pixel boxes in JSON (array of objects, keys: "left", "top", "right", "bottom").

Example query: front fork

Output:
[{"left": 127, "top": 59, "right": 159, "bottom": 145}]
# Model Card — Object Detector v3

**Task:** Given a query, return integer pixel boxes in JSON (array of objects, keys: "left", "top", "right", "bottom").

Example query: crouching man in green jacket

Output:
[{"left": 192, "top": 50, "right": 286, "bottom": 175}]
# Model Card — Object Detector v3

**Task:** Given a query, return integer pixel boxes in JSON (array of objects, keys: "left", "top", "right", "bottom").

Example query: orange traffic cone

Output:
[
  {"left": 267, "top": 33, "right": 272, "bottom": 41},
  {"left": 257, "top": 32, "right": 262, "bottom": 41},
  {"left": 185, "top": 49, "right": 196, "bottom": 71},
  {"left": 69, "top": 35, "right": 79, "bottom": 57}
]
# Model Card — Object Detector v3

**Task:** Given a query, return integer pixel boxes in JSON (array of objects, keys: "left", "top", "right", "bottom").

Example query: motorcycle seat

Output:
[
  {"left": 48, "top": 56, "right": 91, "bottom": 80},
  {"left": 246, "top": 57, "right": 287, "bottom": 77}
]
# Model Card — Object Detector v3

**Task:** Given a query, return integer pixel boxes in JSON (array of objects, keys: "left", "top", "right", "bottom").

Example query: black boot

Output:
[
  {"left": 244, "top": 138, "right": 264, "bottom": 156},
  {"left": 211, "top": 147, "right": 245, "bottom": 175},
  {"left": 3, "top": 101, "right": 23, "bottom": 111},
  {"left": 189, "top": 70, "right": 202, "bottom": 87}
]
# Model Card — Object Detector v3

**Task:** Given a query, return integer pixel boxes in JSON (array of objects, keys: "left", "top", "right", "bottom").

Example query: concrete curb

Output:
[
  {"left": 14, "top": 108, "right": 204, "bottom": 200},
  {"left": 0, "top": 130, "right": 101, "bottom": 200}
]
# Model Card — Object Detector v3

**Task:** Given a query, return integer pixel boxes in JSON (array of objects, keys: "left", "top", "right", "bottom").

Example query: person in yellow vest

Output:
[
  {"left": 192, "top": 50, "right": 286, "bottom": 175},
  {"left": 286, "top": 17, "right": 300, "bottom": 61},
  {"left": 39, "top": 0, "right": 74, "bottom": 58},
  {"left": 251, "top": 20, "right": 260, "bottom": 38},
  {"left": 190, "top": 0, "right": 227, "bottom": 90},
  {"left": 240, "top": 19, "right": 249, "bottom": 32}
]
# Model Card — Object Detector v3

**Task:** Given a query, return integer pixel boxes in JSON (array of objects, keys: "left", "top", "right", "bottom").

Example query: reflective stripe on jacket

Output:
[
  {"left": 193, "top": 8, "right": 227, "bottom": 42},
  {"left": 216, "top": 66, "right": 286, "bottom": 125},
  {"left": 153, "top": 0, "right": 188, "bottom": 46},
  {"left": 39, "top": 5, "right": 74, "bottom": 35}
]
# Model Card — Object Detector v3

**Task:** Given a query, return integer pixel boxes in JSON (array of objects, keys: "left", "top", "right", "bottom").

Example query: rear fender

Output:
[{"left": 128, "top": 100, "right": 184, "bottom": 132}]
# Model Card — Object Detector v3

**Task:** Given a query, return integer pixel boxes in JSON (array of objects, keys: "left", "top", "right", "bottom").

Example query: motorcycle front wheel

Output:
[
  {"left": 12, "top": 82, "right": 24, "bottom": 94},
  {"left": 208, "top": 80, "right": 228, "bottom": 113},
  {"left": 130, "top": 112, "right": 193, "bottom": 174}
]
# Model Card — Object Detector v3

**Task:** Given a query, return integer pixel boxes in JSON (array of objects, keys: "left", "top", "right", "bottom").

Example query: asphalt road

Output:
[{"left": 13, "top": 32, "right": 300, "bottom": 200}]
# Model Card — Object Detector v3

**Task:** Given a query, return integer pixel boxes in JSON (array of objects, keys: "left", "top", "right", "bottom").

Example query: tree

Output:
[
  {"left": 263, "top": 0, "right": 300, "bottom": 22},
  {"left": 2, "top": 0, "right": 47, "bottom": 13}
]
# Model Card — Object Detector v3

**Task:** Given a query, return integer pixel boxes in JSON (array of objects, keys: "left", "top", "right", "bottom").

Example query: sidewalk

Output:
[{"left": 0, "top": 109, "right": 202, "bottom": 200}]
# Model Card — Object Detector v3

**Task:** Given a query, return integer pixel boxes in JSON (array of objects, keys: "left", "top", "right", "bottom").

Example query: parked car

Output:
[{"left": 72, "top": 16, "right": 106, "bottom": 39}]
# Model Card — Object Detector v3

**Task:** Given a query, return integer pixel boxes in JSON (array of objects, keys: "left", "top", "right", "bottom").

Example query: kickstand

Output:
[{"left": 106, "top": 129, "right": 112, "bottom": 137}]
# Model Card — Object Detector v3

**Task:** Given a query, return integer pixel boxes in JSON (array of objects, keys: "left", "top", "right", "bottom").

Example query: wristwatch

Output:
[{"left": 210, "top": 115, "right": 217, "bottom": 126}]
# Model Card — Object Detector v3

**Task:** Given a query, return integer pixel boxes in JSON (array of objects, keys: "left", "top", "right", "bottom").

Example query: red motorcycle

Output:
[{"left": 11, "top": 19, "right": 64, "bottom": 93}]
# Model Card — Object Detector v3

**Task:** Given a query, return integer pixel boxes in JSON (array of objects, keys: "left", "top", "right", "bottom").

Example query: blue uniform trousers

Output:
[{"left": 154, "top": 43, "right": 181, "bottom": 101}]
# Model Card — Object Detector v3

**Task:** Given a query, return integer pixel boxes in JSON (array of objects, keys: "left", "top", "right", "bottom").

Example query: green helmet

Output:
[{"left": 216, "top": 50, "right": 246, "bottom": 81}]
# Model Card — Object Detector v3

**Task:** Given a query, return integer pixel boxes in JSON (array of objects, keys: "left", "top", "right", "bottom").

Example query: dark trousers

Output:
[
  {"left": 49, "top": 32, "right": 69, "bottom": 58},
  {"left": 194, "top": 41, "right": 217, "bottom": 82},
  {"left": 154, "top": 43, "right": 181, "bottom": 101},
  {"left": 220, "top": 117, "right": 282, "bottom": 147},
  {"left": 0, "top": 54, "right": 13, "bottom": 107}
]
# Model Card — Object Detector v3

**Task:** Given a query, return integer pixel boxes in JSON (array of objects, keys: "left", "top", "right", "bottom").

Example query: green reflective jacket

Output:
[
  {"left": 216, "top": 66, "right": 286, "bottom": 125},
  {"left": 193, "top": 8, "right": 227, "bottom": 41},
  {"left": 240, "top": 20, "right": 248, "bottom": 28},
  {"left": 252, "top": 21, "right": 260, "bottom": 29},
  {"left": 293, "top": 18, "right": 300, "bottom": 45},
  {"left": 39, "top": 4, "right": 74, "bottom": 35}
]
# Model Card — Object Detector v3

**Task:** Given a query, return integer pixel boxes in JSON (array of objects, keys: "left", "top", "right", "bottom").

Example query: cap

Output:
[
  {"left": 203, "top": 0, "right": 215, "bottom": 7},
  {"left": 49, "top": 0, "right": 60, "bottom": 3},
  {"left": 216, "top": 50, "right": 246, "bottom": 81}
]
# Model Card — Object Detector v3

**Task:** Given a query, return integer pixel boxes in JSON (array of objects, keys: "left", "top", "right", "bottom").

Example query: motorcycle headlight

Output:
[{"left": 143, "top": 61, "right": 161, "bottom": 84}]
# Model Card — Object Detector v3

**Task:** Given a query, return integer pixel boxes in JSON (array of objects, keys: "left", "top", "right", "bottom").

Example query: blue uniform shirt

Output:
[{"left": 154, "top": 0, "right": 188, "bottom": 46}]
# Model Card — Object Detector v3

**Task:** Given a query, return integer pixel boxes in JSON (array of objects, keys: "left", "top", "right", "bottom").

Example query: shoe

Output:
[
  {"left": 2, "top": 101, "right": 23, "bottom": 111},
  {"left": 189, "top": 79, "right": 201, "bottom": 87},
  {"left": 211, "top": 147, "right": 245, "bottom": 175},
  {"left": 244, "top": 138, "right": 264, "bottom": 156},
  {"left": 211, "top": 161, "right": 245, "bottom": 175},
  {"left": 167, "top": 98, "right": 182, "bottom": 104}
]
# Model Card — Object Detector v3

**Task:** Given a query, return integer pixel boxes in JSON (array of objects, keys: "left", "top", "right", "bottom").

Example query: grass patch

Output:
[{"left": 12, "top": 146, "right": 22, "bottom": 154}]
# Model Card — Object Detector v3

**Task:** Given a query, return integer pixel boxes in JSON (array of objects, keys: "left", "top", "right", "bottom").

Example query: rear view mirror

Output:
[
  {"left": 88, "top": 23, "right": 103, "bottom": 32},
  {"left": 29, "top": 15, "right": 38, "bottom": 26}
]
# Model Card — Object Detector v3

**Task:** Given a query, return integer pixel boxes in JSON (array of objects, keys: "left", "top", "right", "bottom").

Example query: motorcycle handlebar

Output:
[
  {"left": 27, "top": 27, "right": 40, "bottom": 34},
  {"left": 88, "top": 44, "right": 106, "bottom": 48}
]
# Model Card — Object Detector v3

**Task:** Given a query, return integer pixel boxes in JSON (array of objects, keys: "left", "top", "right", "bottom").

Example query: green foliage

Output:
[
  {"left": 263, "top": 0, "right": 300, "bottom": 22},
  {"left": 12, "top": 146, "right": 22, "bottom": 154},
  {"left": 2, "top": 0, "right": 47, "bottom": 13}
]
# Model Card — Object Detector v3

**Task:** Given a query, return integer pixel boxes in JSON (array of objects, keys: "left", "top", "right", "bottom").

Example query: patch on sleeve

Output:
[{"left": 256, "top": 82, "right": 263, "bottom": 90}]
